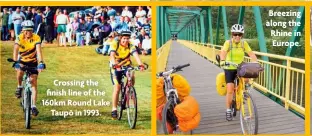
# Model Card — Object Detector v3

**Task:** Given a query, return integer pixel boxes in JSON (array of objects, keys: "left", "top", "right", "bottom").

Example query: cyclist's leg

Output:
[
  {"left": 29, "top": 69, "right": 39, "bottom": 116},
  {"left": 110, "top": 68, "right": 122, "bottom": 118},
  {"left": 16, "top": 69, "right": 24, "bottom": 98},
  {"left": 224, "top": 69, "right": 237, "bottom": 120}
]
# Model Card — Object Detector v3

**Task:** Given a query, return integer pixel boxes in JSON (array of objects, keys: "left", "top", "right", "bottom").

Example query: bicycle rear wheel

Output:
[
  {"left": 126, "top": 86, "right": 137, "bottom": 129},
  {"left": 240, "top": 92, "right": 258, "bottom": 135},
  {"left": 24, "top": 90, "right": 31, "bottom": 129}
]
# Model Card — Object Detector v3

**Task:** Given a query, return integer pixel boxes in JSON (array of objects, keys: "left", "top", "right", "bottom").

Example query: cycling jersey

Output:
[
  {"left": 221, "top": 39, "right": 252, "bottom": 70},
  {"left": 15, "top": 33, "right": 41, "bottom": 63},
  {"left": 109, "top": 41, "right": 137, "bottom": 67}
]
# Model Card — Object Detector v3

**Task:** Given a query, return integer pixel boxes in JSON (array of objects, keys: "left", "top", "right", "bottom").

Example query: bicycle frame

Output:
[{"left": 21, "top": 70, "right": 33, "bottom": 110}]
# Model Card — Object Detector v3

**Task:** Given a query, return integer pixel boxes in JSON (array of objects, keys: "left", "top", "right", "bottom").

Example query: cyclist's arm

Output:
[
  {"left": 220, "top": 40, "right": 230, "bottom": 60},
  {"left": 13, "top": 43, "right": 19, "bottom": 61},
  {"left": 247, "top": 52, "right": 257, "bottom": 62},
  {"left": 130, "top": 45, "right": 143, "bottom": 65},
  {"left": 244, "top": 41, "right": 257, "bottom": 62},
  {"left": 110, "top": 51, "right": 118, "bottom": 65},
  {"left": 132, "top": 52, "right": 143, "bottom": 66},
  {"left": 36, "top": 43, "right": 43, "bottom": 62}
]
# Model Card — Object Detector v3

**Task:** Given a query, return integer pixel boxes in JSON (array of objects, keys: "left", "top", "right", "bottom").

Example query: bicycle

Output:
[
  {"left": 216, "top": 55, "right": 259, "bottom": 135},
  {"left": 156, "top": 63, "right": 193, "bottom": 135},
  {"left": 116, "top": 63, "right": 149, "bottom": 129},
  {"left": 8, "top": 58, "right": 36, "bottom": 129}
]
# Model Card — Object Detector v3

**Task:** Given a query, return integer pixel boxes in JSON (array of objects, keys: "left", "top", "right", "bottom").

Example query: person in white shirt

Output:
[
  {"left": 135, "top": 6, "right": 146, "bottom": 24},
  {"left": 147, "top": 6, "right": 152, "bottom": 19},
  {"left": 65, "top": 21, "right": 73, "bottom": 46},
  {"left": 121, "top": 6, "right": 133, "bottom": 18},
  {"left": 109, "top": 16, "right": 117, "bottom": 31},
  {"left": 56, "top": 10, "right": 69, "bottom": 47},
  {"left": 12, "top": 7, "right": 25, "bottom": 39},
  {"left": 130, "top": 33, "right": 140, "bottom": 47},
  {"left": 141, "top": 34, "right": 151, "bottom": 55}
]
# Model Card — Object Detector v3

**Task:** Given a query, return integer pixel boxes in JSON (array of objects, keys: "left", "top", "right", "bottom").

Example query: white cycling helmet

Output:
[
  {"left": 21, "top": 20, "right": 34, "bottom": 31},
  {"left": 230, "top": 24, "right": 244, "bottom": 34}
]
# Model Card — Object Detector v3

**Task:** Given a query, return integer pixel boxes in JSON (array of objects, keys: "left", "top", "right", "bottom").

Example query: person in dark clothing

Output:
[
  {"left": 25, "top": 7, "right": 33, "bottom": 20},
  {"left": 98, "top": 18, "right": 112, "bottom": 45},
  {"left": 1, "top": 8, "right": 9, "bottom": 41},
  {"left": 31, "top": 8, "right": 37, "bottom": 23},
  {"left": 34, "top": 9, "right": 44, "bottom": 43},
  {"left": 44, "top": 6, "right": 54, "bottom": 43},
  {"left": 137, "top": 29, "right": 146, "bottom": 48}
]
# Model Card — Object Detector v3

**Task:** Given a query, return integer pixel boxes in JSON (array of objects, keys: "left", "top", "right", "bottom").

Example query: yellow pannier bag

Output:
[
  {"left": 216, "top": 72, "right": 227, "bottom": 96},
  {"left": 171, "top": 74, "right": 191, "bottom": 101},
  {"left": 156, "top": 77, "right": 166, "bottom": 107}
]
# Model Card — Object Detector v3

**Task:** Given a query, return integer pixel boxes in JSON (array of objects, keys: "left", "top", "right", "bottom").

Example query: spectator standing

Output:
[
  {"left": 54, "top": 8, "right": 60, "bottom": 44},
  {"left": 122, "top": 6, "right": 133, "bottom": 18},
  {"left": 8, "top": 8, "right": 14, "bottom": 40},
  {"left": 1, "top": 8, "right": 9, "bottom": 41},
  {"left": 44, "top": 6, "right": 54, "bottom": 43},
  {"left": 25, "top": 7, "right": 33, "bottom": 20},
  {"left": 31, "top": 8, "right": 37, "bottom": 22},
  {"left": 34, "top": 9, "right": 44, "bottom": 43},
  {"left": 135, "top": 6, "right": 146, "bottom": 24},
  {"left": 12, "top": 7, "right": 25, "bottom": 39},
  {"left": 56, "top": 10, "right": 69, "bottom": 46}
]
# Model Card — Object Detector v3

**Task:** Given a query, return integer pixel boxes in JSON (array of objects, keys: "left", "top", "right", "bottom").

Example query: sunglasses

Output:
[{"left": 233, "top": 33, "right": 243, "bottom": 37}]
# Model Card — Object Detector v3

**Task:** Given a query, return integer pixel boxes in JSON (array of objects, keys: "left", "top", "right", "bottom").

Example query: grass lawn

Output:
[{"left": 1, "top": 41, "right": 151, "bottom": 134}]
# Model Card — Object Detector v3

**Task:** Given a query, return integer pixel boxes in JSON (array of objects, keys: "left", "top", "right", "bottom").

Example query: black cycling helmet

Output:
[{"left": 119, "top": 31, "right": 131, "bottom": 37}]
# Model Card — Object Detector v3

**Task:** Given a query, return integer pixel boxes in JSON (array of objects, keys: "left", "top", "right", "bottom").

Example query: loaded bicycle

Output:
[
  {"left": 156, "top": 64, "right": 192, "bottom": 135},
  {"left": 216, "top": 55, "right": 263, "bottom": 135}
]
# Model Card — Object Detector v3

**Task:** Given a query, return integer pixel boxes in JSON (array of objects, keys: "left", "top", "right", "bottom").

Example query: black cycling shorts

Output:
[
  {"left": 20, "top": 61, "right": 38, "bottom": 75},
  {"left": 224, "top": 69, "right": 237, "bottom": 84}
]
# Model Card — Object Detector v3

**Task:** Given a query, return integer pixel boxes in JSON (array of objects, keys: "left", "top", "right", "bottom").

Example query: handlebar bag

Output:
[
  {"left": 174, "top": 96, "right": 201, "bottom": 132},
  {"left": 237, "top": 62, "right": 264, "bottom": 78},
  {"left": 171, "top": 74, "right": 191, "bottom": 101},
  {"left": 157, "top": 77, "right": 166, "bottom": 108}
]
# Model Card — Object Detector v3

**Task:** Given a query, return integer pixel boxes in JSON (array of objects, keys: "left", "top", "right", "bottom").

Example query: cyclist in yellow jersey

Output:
[
  {"left": 13, "top": 20, "right": 46, "bottom": 116},
  {"left": 220, "top": 24, "right": 257, "bottom": 121},
  {"left": 109, "top": 31, "right": 145, "bottom": 119}
]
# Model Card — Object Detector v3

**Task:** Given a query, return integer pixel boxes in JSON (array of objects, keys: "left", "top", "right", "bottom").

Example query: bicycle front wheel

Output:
[
  {"left": 126, "top": 86, "right": 137, "bottom": 129},
  {"left": 162, "top": 99, "right": 192, "bottom": 135},
  {"left": 24, "top": 90, "right": 31, "bottom": 129},
  {"left": 240, "top": 92, "right": 258, "bottom": 135},
  {"left": 117, "top": 86, "right": 125, "bottom": 120}
]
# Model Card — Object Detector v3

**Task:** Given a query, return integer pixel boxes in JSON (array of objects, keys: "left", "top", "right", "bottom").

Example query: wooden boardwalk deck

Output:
[{"left": 157, "top": 41, "right": 304, "bottom": 134}]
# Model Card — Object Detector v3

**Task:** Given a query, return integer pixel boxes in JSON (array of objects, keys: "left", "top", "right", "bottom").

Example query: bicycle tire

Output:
[
  {"left": 117, "top": 85, "right": 125, "bottom": 120},
  {"left": 25, "top": 90, "right": 31, "bottom": 129},
  {"left": 240, "top": 92, "right": 258, "bottom": 135},
  {"left": 126, "top": 86, "right": 137, "bottom": 129}
]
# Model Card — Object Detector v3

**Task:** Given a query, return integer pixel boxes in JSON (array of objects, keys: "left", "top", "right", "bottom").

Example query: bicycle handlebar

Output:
[
  {"left": 156, "top": 63, "right": 190, "bottom": 77},
  {"left": 120, "top": 63, "right": 149, "bottom": 71},
  {"left": 7, "top": 58, "right": 37, "bottom": 71}
]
